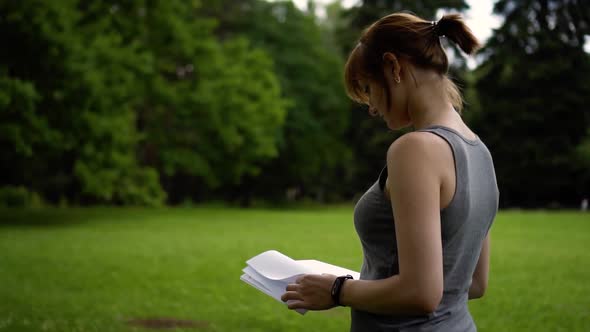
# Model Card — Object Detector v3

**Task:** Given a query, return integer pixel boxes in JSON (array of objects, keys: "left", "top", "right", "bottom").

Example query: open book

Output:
[{"left": 240, "top": 250, "right": 360, "bottom": 314}]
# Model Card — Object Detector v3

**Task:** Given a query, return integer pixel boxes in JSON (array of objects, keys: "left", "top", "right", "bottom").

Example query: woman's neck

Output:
[{"left": 406, "top": 73, "right": 458, "bottom": 130}]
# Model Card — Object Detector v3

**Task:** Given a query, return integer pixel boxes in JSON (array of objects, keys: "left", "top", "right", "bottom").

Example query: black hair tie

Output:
[{"left": 431, "top": 20, "right": 442, "bottom": 37}]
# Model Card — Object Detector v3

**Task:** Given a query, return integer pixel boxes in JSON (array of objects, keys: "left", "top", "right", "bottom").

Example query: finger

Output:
[
  {"left": 281, "top": 291, "right": 303, "bottom": 302},
  {"left": 296, "top": 275, "right": 306, "bottom": 284},
  {"left": 285, "top": 284, "right": 299, "bottom": 292},
  {"left": 287, "top": 300, "right": 307, "bottom": 310}
]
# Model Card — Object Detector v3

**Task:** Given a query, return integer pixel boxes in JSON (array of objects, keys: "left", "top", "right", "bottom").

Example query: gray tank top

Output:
[{"left": 351, "top": 125, "right": 499, "bottom": 332}]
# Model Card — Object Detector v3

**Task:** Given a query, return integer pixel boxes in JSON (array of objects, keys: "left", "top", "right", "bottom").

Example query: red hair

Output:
[{"left": 344, "top": 12, "right": 480, "bottom": 112}]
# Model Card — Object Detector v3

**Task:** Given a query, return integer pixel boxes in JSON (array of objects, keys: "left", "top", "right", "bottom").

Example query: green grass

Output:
[{"left": 0, "top": 207, "right": 589, "bottom": 331}]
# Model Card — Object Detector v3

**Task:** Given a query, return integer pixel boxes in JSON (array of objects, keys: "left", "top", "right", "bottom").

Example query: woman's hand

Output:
[{"left": 281, "top": 274, "right": 338, "bottom": 311}]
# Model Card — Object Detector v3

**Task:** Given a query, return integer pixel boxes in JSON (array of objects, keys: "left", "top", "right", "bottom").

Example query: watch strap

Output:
[{"left": 330, "top": 274, "right": 353, "bottom": 306}]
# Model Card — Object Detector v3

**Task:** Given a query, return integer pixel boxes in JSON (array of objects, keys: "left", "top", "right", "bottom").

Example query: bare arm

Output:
[
  {"left": 282, "top": 132, "right": 449, "bottom": 315},
  {"left": 468, "top": 234, "right": 490, "bottom": 299},
  {"left": 339, "top": 133, "right": 444, "bottom": 314}
]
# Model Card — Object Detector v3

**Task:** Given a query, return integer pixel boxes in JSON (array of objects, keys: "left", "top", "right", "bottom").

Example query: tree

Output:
[
  {"left": 473, "top": 0, "right": 590, "bottom": 207},
  {"left": 76, "top": 1, "right": 289, "bottom": 204},
  {"left": 0, "top": 0, "right": 166, "bottom": 205},
  {"left": 205, "top": 0, "right": 352, "bottom": 204},
  {"left": 0, "top": 0, "right": 288, "bottom": 205}
]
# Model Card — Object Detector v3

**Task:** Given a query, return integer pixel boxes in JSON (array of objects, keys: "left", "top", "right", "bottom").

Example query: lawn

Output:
[{"left": 0, "top": 207, "right": 588, "bottom": 331}]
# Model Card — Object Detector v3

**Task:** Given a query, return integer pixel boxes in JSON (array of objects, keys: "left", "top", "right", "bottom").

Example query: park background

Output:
[{"left": 0, "top": 0, "right": 589, "bottom": 331}]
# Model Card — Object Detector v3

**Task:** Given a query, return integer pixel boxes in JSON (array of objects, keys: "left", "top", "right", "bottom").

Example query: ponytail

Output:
[{"left": 435, "top": 14, "right": 480, "bottom": 55}]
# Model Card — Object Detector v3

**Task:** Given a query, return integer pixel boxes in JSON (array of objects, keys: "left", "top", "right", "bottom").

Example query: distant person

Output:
[
  {"left": 582, "top": 197, "right": 588, "bottom": 212},
  {"left": 281, "top": 12, "right": 499, "bottom": 331}
]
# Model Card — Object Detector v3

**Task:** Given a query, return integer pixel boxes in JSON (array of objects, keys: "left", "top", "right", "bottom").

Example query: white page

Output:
[
  {"left": 246, "top": 250, "right": 312, "bottom": 280},
  {"left": 240, "top": 274, "right": 274, "bottom": 297},
  {"left": 241, "top": 250, "right": 360, "bottom": 315},
  {"left": 242, "top": 266, "right": 295, "bottom": 300},
  {"left": 240, "top": 273, "right": 307, "bottom": 315},
  {"left": 297, "top": 260, "right": 360, "bottom": 280}
]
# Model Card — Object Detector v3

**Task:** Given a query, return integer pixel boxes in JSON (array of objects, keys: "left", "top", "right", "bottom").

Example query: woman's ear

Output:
[{"left": 382, "top": 52, "right": 401, "bottom": 83}]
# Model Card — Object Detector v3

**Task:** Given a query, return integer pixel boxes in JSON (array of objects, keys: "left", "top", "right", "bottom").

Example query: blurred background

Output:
[
  {"left": 1, "top": 1, "right": 590, "bottom": 332},
  {"left": 1, "top": 0, "right": 588, "bottom": 209}
]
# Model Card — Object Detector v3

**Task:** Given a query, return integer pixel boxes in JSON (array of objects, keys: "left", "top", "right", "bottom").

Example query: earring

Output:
[{"left": 394, "top": 77, "right": 401, "bottom": 83}]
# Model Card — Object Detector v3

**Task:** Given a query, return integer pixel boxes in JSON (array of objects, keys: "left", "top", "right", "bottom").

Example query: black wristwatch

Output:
[{"left": 331, "top": 274, "right": 354, "bottom": 306}]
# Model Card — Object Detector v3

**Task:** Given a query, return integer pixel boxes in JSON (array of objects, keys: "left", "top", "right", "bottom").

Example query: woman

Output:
[{"left": 281, "top": 12, "right": 499, "bottom": 332}]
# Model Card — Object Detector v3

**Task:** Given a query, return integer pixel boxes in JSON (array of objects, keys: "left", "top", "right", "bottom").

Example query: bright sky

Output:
[{"left": 290, "top": 0, "right": 502, "bottom": 43}]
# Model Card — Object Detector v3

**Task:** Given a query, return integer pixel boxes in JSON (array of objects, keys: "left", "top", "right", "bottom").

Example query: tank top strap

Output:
[
  {"left": 378, "top": 126, "right": 479, "bottom": 196},
  {"left": 377, "top": 164, "right": 388, "bottom": 191},
  {"left": 415, "top": 125, "right": 475, "bottom": 212},
  {"left": 415, "top": 125, "right": 479, "bottom": 166},
  {"left": 419, "top": 125, "right": 480, "bottom": 145}
]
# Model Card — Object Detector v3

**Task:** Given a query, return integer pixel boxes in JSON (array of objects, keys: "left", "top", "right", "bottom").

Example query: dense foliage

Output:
[
  {"left": 0, "top": 0, "right": 288, "bottom": 205},
  {"left": 0, "top": 0, "right": 588, "bottom": 207},
  {"left": 472, "top": 0, "right": 590, "bottom": 207}
]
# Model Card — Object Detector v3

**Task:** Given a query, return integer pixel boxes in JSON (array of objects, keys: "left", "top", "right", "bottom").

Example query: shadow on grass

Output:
[{"left": 126, "top": 317, "right": 210, "bottom": 330}]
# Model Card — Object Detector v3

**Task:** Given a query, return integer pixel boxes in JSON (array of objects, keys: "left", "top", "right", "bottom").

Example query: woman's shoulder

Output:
[
  {"left": 387, "top": 131, "right": 451, "bottom": 162},
  {"left": 385, "top": 131, "right": 455, "bottom": 193}
]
